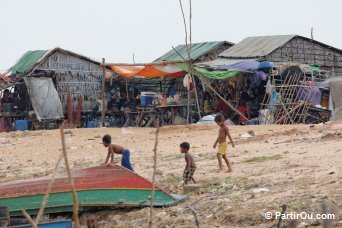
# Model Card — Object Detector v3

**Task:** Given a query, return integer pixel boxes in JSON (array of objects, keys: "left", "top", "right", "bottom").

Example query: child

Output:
[
  {"left": 102, "top": 134, "right": 134, "bottom": 171},
  {"left": 180, "top": 142, "right": 196, "bottom": 185},
  {"left": 213, "top": 114, "right": 235, "bottom": 173}
]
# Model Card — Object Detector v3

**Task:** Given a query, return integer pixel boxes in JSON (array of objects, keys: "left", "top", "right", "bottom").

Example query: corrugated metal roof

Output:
[
  {"left": 11, "top": 50, "right": 49, "bottom": 73},
  {"left": 219, "top": 35, "right": 297, "bottom": 58},
  {"left": 155, "top": 41, "right": 233, "bottom": 62}
]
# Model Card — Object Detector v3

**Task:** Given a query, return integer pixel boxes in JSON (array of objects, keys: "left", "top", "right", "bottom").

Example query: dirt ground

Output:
[{"left": 0, "top": 122, "right": 341, "bottom": 227}]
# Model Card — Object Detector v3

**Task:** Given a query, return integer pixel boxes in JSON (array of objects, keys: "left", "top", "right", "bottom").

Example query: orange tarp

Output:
[{"left": 109, "top": 65, "right": 185, "bottom": 78}]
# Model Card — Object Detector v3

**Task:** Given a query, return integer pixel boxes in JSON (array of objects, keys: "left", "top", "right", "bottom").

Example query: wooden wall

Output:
[
  {"left": 267, "top": 37, "right": 342, "bottom": 73},
  {"left": 38, "top": 51, "right": 103, "bottom": 112}
]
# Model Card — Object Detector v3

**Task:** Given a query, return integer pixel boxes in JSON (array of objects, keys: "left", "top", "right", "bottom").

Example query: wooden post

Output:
[
  {"left": 101, "top": 58, "right": 106, "bottom": 127},
  {"left": 125, "top": 78, "right": 129, "bottom": 101},
  {"left": 187, "top": 76, "right": 191, "bottom": 124},
  {"left": 191, "top": 74, "right": 202, "bottom": 120},
  {"left": 148, "top": 121, "right": 160, "bottom": 228}
]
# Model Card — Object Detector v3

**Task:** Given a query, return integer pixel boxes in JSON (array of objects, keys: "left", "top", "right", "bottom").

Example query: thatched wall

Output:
[{"left": 38, "top": 51, "right": 103, "bottom": 112}]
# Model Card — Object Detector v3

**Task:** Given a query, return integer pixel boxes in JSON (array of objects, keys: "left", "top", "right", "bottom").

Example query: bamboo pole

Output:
[
  {"left": 125, "top": 78, "right": 129, "bottom": 101},
  {"left": 34, "top": 152, "right": 64, "bottom": 225},
  {"left": 101, "top": 58, "right": 106, "bottom": 127},
  {"left": 188, "top": 1, "right": 202, "bottom": 121},
  {"left": 22, "top": 210, "right": 37, "bottom": 228},
  {"left": 60, "top": 123, "right": 80, "bottom": 228},
  {"left": 274, "top": 101, "right": 305, "bottom": 124},
  {"left": 191, "top": 74, "right": 202, "bottom": 120},
  {"left": 178, "top": 0, "right": 191, "bottom": 124},
  {"left": 148, "top": 120, "right": 160, "bottom": 228},
  {"left": 104, "top": 60, "right": 185, "bottom": 66}
]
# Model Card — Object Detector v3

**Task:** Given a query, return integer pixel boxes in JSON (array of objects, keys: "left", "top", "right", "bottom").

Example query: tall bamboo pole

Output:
[
  {"left": 148, "top": 120, "right": 160, "bottom": 228},
  {"left": 60, "top": 124, "right": 80, "bottom": 228},
  {"left": 101, "top": 58, "right": 106, "bottom": 127}
]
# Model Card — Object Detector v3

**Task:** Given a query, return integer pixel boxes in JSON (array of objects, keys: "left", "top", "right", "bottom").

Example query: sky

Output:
[{"left": 1, "top": 0, "right": 342, "bottom": 72}]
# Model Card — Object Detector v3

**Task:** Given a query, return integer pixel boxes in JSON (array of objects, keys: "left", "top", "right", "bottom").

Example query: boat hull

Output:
[{"left": 0, "top": 165, "right": 187, "bottom": 216}]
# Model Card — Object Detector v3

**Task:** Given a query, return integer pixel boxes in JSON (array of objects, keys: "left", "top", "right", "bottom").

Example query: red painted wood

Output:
[{"left": 0, "top": 165, "right": 166, "bottom": 199}]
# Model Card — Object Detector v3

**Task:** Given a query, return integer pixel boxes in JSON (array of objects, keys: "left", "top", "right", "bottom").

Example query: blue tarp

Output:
[{"left": 218, "top": 60, "right": 273, "bottom": 71}]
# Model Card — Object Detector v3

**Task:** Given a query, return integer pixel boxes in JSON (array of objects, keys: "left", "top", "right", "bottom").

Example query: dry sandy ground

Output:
[{"left": 0, "top": 123, "right": 341, "bottom": 227}]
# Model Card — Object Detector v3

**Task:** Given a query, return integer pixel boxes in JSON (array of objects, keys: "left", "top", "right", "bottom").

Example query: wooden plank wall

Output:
[{"left": 268, "top": 37, "right": 342, "bottom": 74}]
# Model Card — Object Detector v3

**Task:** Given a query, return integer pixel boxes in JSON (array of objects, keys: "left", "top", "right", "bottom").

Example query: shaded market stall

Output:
[{"left": 104, "top": 59, "right": 270, "bottom": 127}]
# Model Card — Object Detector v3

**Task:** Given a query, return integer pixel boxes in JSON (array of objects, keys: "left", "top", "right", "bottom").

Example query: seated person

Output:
[
  {"left": 212, "top": 94, "right": 232, "bottom": 118},
  {"left": 249, "top": 98, "right": 261, "bottom": 118},
  {"left": 236, "top": 100, "right": 251, "bottom": 125},
  {"left": 203, "top": 92, "right": 212, "bottom": 115}
]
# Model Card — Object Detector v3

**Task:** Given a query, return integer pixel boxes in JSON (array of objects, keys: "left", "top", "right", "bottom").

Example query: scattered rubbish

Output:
[
  {"left": 196, "top": 114, "right": 216, "bottom": 125},
  {"left": 297, "top": 222, "right": 310, "bottom": 228},
  {"left": 156, "top": 169, "right": 163, "bottom": 175},
  {"left": 240, "top": 132, "right": 252, "bottom": 138},
  {"left": 122, "top": 128, "right": 134, "bottom": 135},
  {"left": 328, "top": 171, "right": 335, "bottom": 175},
  {"left": 252, "top": 188, "right": 270, "bottom": 193},
  {"left": 247, "top": 130, "right": 255, "bottom": 136},
  {"left": 64, "top": 130, "right": 73, "bottom": 135}
]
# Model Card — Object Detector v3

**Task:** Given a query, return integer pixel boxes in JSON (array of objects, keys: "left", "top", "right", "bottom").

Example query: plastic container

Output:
[
  {"left": 140, "top": 96, "right": 154, "bottom": 106},
  {"left": 15, "top": 120, "right": 28, "bottom": 131},
  {"left": 87, "top": 120, "right": 94, "bottom": 128},
  {"left": 140, "top": 92, "right": 157, "bottom": 106}
]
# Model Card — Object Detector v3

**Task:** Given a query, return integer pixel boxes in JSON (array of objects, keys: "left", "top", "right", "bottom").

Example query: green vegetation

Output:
[{"left": 244, "top": 154, "right": 282, "bottom": 164}]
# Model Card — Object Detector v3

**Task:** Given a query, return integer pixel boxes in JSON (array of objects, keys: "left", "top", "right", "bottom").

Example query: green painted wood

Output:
[{"left": 1, "top": 189, "right": 177, "bottom": 216}]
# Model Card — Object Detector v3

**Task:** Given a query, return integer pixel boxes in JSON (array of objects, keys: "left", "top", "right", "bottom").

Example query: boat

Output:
[
  {"left": 11, "top": 220, "right": 72, "bottom": 228},
  {"left": 0, "top": 165, "right": 187, "bottom": 216}
]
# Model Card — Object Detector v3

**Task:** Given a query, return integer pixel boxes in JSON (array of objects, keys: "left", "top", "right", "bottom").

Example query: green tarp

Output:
[
  {"left": 178, "top": 63, "right": 240, "bottom": 80},
  {"left": 311, "top": 66, "right": 320, "bottom": 71},
  {"left": 11, "top": 50, "right": 48, "bottom": 73}
]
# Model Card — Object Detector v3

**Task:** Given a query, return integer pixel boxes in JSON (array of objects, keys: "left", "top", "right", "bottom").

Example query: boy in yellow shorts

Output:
[{"left": 213, "top": 114, "right": 235, "bottom": 172}]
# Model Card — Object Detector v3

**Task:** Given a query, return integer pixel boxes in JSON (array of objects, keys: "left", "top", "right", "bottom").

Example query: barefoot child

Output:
[
  {"left": 213, "top": 114, "right": 235, "bottom": 172},
  {"left": 102, "top": 134, "right": 134, "bottom": 171},
  {"left": 180, "top": 142, "right": 196, "bottom": 185}
]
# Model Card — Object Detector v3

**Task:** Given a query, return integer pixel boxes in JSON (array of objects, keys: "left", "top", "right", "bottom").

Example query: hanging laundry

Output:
[{"left": 183, "top": 74, "right": 193, "bottom": 90}]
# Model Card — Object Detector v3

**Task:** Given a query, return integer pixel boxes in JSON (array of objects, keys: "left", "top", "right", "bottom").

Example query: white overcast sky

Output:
[{"left": 1, "top": 0, "right": 341, "bottom": 72}]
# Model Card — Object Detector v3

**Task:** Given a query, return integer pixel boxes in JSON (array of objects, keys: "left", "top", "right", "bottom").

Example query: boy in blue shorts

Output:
[{"left": 102, "top": 134, "right": 134, "bottom": 171}]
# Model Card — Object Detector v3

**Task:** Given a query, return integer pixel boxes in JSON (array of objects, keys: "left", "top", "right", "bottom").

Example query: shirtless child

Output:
[
  {"left": 213, "top": 114, "right": 235, "bottom": 173},
  {"left": 180, "top": 142, "right": 196, "bottom": 185},
  {"left": 102, "top": 134, "right": 134, "bottom": 171}
]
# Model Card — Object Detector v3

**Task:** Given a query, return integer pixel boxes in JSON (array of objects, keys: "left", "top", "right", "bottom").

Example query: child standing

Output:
[
  {"left": 102, "top": 134, "right": 134, "bottom": 171},
  {"left": 213, "top": 114, "right": 235, "bottom": 173},
  {"left": 180, "top": 142, "right": 196, "bottom": 185}
]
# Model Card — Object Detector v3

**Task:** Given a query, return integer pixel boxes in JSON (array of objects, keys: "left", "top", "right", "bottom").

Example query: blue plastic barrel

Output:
[
  {"left": 87, "top": 120, "right": 94, "bottom": 128},
  {"left": 15, "top": 120, "right": 28, "bottom": 131}
]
